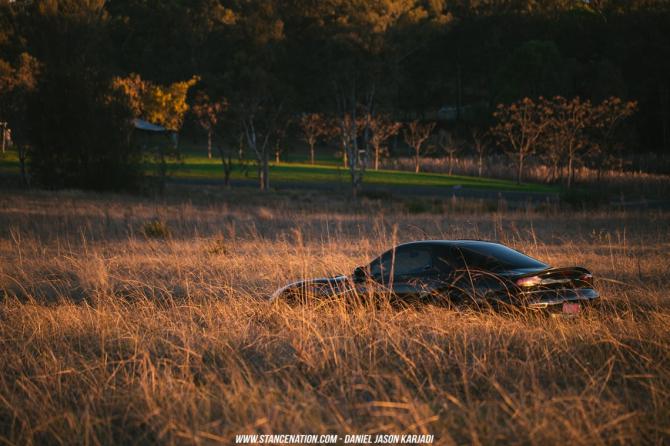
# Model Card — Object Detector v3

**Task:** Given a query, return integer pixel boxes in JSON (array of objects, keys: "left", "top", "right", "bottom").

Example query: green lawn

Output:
[
  {"left": 175, "top": 153, "right": 557, "bottom": 192},
  {"left": 0, "top": 149, "right": 558, "bottom": 193},
  {"left": 0, "top": 150, "right": 19, "bottom": 174}
]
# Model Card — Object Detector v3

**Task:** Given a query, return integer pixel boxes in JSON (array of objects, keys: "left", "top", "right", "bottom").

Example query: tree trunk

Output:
[
  {"left": 18, "top": 145, "right": 28, "bottom": 187},
  {"left": 478, "top": 152, "right": 483, "bottom": 177},
  {"left": 415, "top": 148, "right": 420, "bottom": 173},
  {"left": 217, "top": 146, "right": 232, "bottom": 189},
  {"left": 551, "top": 160, "right": 559, "bottom": 183},
  {"left": 374, "top": 144, "right": 380, "bottom": 170},
  {"left": 207, "top": 130, "right": 212, "bottom": 159},
  {"left": 260, "top": 151, "right": 270, "bottom": 191},
  {"left": 517, "top": 152, "right": 524, "bottom": 184},
  {"left": 263, "top": 153, "right": 270, "bottom": 192},
  {"left": 448, "top": 153, "right": 454, "bottom": 175},
  {"left": 310, "top": 142, "right": 315, "bottom": 165},
  {"left": 223, "top": 159, "right": 231, "bottom": 188},
  {"left": 567, "top": 154, "right": 574, "bottom": 189}
]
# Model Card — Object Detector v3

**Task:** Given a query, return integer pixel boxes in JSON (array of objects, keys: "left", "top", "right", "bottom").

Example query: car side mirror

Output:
[{"left": 353, "top": 266, "right": 367, "bottom": 282}]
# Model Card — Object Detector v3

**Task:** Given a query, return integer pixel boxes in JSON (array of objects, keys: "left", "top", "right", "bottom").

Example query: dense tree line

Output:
[{"left": 0, "top": 0, "right": 668, "bottom": 191}]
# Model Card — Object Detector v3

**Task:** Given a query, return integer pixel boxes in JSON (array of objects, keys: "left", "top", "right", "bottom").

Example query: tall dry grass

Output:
[{"left": 0, "top": 188, "right": 669, "bottom": 445}]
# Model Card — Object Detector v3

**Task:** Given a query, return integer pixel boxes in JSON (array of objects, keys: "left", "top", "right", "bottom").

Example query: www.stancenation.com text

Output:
[{"left": 235, "top": 434, "right": 435, "bottom": 444}]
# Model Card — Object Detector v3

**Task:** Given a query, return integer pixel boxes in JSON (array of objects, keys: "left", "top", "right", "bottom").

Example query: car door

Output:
[{"left": 440, "top": 246, "right": 513, "bottom": 304}]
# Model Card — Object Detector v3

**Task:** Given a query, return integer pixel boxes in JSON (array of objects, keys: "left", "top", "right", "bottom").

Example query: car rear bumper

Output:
[{"left": 521, "top": 287, "right": 599, "bottom": 309}]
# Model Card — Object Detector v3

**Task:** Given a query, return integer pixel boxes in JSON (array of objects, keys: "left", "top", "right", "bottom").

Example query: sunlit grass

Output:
[
  {"left": 174, "top": 153, "right": 557, "bottom": 192},
  {"left": 0, "top": 189, "right": 668, "bottom": 444},
  {"left": 0, "top": 148, "right": 556, "bottom": 192}
]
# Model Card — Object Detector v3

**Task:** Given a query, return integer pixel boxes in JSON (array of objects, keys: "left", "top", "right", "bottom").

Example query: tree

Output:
[
  {"left": 589, "top": 97, "right": 637, "bottom": 177},
  {"left": 0, "top": 52, "right": 40, "bottom": 186},
  {"left": 113, "top": 73, "right": 199, "bottom": 191},
  {"left": 236, "top": 97, "right": 283, "bottom": 192},
  {"left": 436, "top": 129, "right": 460, "bottom": 175},
  {"left": 332, "top": 111, "right": 366, "bottom": 195},
  {"left": 192, "top": 92, "right": 235, "bottom": 187},
  {"left": 273, "top": 115, "right": 291, "bottom": 163},
  {"left": 313, "top": 0, "right": 438, "bottom": 196},
  {"left": 222, "top": 0, "right": 287, "bottom": 192},
  {"left": 192, "top": 91, "right": 226, "bottom": 159},
  {"left": 533, "top": 96, "right": 637, "bottom": 186},
  {"left": 403, "top": 120, "right": 435, "bottom": 173},
  {"left": 28, "top": 72, "right": 139, "bottom": 190},
  {"left": 298, "top": 113, "right": 328, "bottom": 164},
  {"left": 114, "top": 73, "right": 198, "bottom": 133},
  {"left": 471, "top": 128, "right": 489, "bottom": 177},
  {"left": 491, "top": 97, "right": 552, "bottom": 184},
  {"left": 545, "top": 96, "right": 593, "bottom": 188},
  {"left": 368, "top": 114, "right": 401, "bottom": 170},
  {"left": 143, "top": 76, "right": 199, "bottom": 143},
  {"left": 14, "top": 0, "right": 146, "bottom": 191}
]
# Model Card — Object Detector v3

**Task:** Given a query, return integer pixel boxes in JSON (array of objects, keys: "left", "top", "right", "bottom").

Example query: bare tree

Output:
[
  {"left": 333, "top": 112, "right": 366, "bottom": 195},
  {"left": 273, "top": 116, "right": 291, "bottom": 163},
  {"left": 332, "top": 81, "right": 374, "bottom": 198},
  {"left": 330, "top": 115, "right": 358, "bottom": 169},
  {"left": 368, "top": 114, "right": 401, "bottom": 170},
  {"left": 299, "top": 113, "right": 328, "bottom": 165},
  {"left": 192, "top": 92, "right": 226, "bottom": 160},
  {"left": 437, "top": 129, "right": 460, "bottom": 175},
  {"left": 192, "top": 93, "right": 236, "bottom": 188},
  {"left": 404, "top": 120, "right": 435, "bottom": 173},
  {"left": 491, "top": 97, "right": 551, "bottom": 184},
  {"left": 216, "top": 143, "right": 234, "bottom": 188},
  {"left": 237, "top": 98, "right": 283, "bottom": 192},
  {"left": 545, "top": 96, "right": 594, "bottom": 188},
  {"left": 471, "top": 128, "right": 489, "bottom": 177}
]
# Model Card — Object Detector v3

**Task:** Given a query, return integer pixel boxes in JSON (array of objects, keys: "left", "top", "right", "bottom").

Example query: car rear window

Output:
[{"left": 454, "top": 244, "right": 547, "bottom": 270}]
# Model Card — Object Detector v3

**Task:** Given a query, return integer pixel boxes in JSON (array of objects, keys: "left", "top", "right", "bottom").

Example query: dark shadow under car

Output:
[{"left": 271, "top": 240, "right": 599, "bottom": 315}]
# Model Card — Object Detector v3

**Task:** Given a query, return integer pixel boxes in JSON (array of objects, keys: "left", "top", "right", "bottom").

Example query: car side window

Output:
[
  {"left": 369, "top": 250, "right": 393, "bottom": 282},
  {"left": 434, "top": 248, "right": 456, "bottom": 274},
  {"left": 394, "top": 247, "right": 432, "bottom": 277},
  {"left": 369, "top": 246, "right": 433, "bottom": 282}
]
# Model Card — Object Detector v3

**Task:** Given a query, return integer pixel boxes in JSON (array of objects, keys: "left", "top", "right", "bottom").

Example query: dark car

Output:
[{"left": 271, "top": 240, "right": 599, "bottom": 314}]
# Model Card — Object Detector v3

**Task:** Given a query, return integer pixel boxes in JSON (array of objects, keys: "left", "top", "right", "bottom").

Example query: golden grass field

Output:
[{"left": 0, "top": 188, "right": 669, "bottom": 445}]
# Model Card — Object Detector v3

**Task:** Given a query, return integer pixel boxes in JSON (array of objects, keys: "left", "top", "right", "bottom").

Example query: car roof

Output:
[{"left": 394, "top": 240, "right": 503, "bottom": 250}]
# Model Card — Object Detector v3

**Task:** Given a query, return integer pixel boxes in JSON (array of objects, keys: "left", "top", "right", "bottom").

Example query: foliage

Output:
[
  {"left": 0, "top": 0, "right": 667, "bottom": 191},
  {"left": 27, "top": 71, "right": 141, "bottom": 190},
  {"left": 113, "top": 74, "right": 199, "bottom": 132},
  {"left": 0, "top": 52, "right": 40, "bottom": 185},
  {"left": 142, "top": 218, "right": 171, "bottom": 239},
  {"left": 144, "top": 77, "right": 199, "bottom": 132}
]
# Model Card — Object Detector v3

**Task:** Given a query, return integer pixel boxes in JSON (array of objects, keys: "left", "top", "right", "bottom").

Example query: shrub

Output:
[{"left": 142, "top": 219, "right": 170, "bottom": 239}]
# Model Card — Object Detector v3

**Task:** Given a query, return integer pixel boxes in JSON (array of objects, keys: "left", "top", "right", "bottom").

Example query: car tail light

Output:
[
  {"left": 579, "top": 273, "right": 594, "bottom": 285},
  {"left": 516, "top": 276, "right": 542, "bottom": 287}
]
